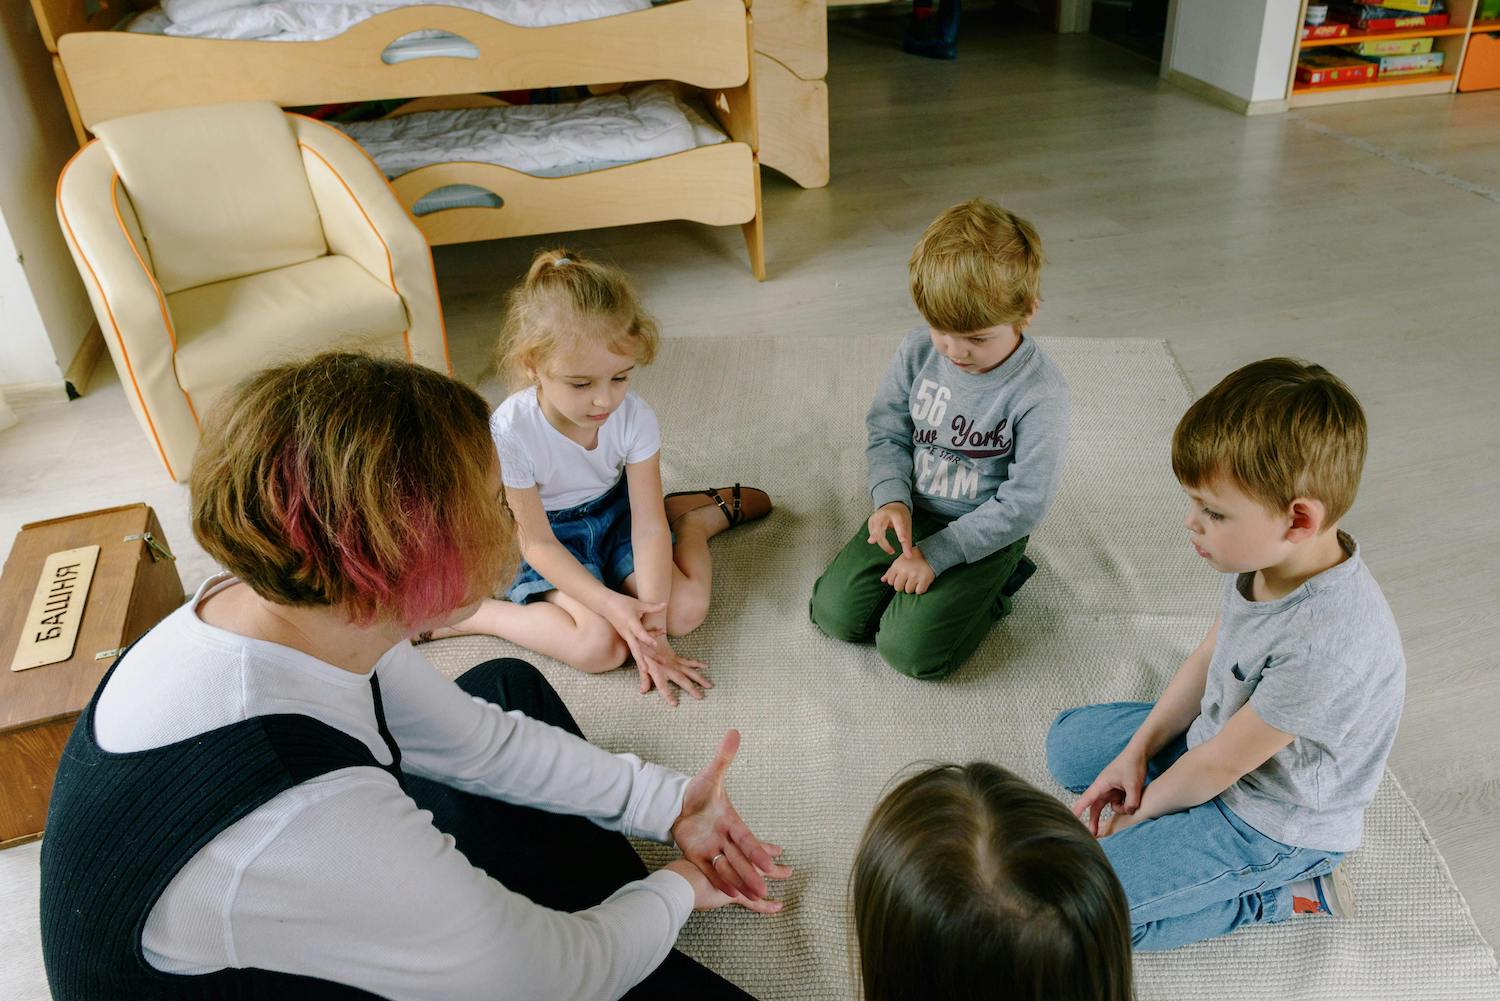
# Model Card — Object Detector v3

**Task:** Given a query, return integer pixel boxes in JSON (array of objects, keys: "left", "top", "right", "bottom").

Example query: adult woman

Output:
[{"left": 39, "top": 352, "right": 788, "bottom": 1000}]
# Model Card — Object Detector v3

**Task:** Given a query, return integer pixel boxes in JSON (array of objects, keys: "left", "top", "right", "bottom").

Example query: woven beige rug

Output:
[
  {"left": 422, "top": 335, "right": 1500, "bottom": 1000},
  {"left": 1, "top": 336, "right": 1495, "bottom": 1001}
]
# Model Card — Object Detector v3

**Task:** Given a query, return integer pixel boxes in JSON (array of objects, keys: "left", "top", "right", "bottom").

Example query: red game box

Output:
[
  {"left": 1301, "top": 23, "right": 1351, "bottom": 40},
  {"left": 1328, "top": 7, "right": 1450, "bottom": 31},
  {"left": 1296, "top": 51, "right": 1380, "bottom": 86}
]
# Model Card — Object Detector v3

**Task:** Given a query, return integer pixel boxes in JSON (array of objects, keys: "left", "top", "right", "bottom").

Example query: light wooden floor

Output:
[{"left": 3, "top": 14, "right": 1497, "bottom": 956}]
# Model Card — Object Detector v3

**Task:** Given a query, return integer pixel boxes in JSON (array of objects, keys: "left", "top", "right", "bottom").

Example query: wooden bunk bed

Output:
[
  {"left": 31, "top": 0, "right": 769, "bottom": 277},
  {"left": 753, "top": 0, "right": 829, "bottom": 189}
]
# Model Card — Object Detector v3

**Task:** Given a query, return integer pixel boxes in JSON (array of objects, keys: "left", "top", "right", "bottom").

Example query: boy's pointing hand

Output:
[{"left": 867, "top": 502, "right": 915, "bottom": 557}]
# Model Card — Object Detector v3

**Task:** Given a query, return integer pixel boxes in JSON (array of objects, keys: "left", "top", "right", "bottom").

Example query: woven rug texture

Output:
[
  {"left": 1, "top": 336, "right": 1494, "bottom": 1001},
  {"left": 421, "top": 334, "right": 1500, "bottom": 1000}
]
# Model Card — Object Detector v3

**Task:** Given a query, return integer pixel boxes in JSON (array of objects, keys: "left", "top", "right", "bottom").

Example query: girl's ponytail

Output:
[{"left": 499, "top": 248, "right": 659, "bottom": 384}]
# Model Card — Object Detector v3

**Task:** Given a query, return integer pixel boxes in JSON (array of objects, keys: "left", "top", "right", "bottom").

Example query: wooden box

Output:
[{"left": 0, "top": 504, "right": 185, "bottom": 848}]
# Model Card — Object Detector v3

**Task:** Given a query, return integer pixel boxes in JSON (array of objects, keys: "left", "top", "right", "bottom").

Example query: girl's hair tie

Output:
[{"left": 555, "top": 257, "right": 572, "bottom": 266}]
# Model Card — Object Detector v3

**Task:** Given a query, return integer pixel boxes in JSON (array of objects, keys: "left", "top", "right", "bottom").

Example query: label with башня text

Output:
[{"left": 10, "top": 546, "right": 100, "bottom": 672}]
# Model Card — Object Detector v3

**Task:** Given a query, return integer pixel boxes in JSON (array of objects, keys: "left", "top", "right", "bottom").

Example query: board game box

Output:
[
  {"left": 1328, "top": 5, "right": 1450, "bottom": 29},
  {"left": 1360, "top": 50, "right": 1446, "bottom": 75},
  {"left": 1348, "top": 37, "right": 1435, "bottom": 55},
  {"left": 1297, "top": 51, "right": 1381, "bottom": 86},
  {"left": 1302, "top": 22, "right": 1352, "bottom": 39}
]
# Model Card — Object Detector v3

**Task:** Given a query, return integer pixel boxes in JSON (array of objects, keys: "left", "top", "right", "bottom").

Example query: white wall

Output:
[
  {"left": 0, "top": 207, "right": 60, "bottom": 386},
  {"left": 0, "top": 3, "right": 95, "bottom": 388},
  {"left": 1250, "top": 0, "right": 1301, "bottom": 101},
  {"left": 1170, "top": 0, "right": 1301, "bottom": 104}
]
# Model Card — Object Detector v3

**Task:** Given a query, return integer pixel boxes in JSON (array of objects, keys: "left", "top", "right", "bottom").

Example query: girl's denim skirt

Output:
[{"left": 507, "top": 476, "right": 636, "bottom": 604}]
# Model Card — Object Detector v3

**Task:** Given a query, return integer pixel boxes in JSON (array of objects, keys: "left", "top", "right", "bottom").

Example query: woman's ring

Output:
[{"left": 710, "top": 853, "right": 726, "bottom": 866}]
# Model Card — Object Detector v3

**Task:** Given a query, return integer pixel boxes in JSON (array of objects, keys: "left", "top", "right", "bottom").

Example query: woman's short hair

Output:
[
  {"left": 853, "top": 762, "right": 1134, "bottom": 1001},
  {"left": 191, "top": 352, "right": 514, "bottom": 626}
]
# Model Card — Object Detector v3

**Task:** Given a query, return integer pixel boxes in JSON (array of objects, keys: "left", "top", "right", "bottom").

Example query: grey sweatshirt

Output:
[{"left": 867, "top": 329, "right": 1070, "bottom": 576}]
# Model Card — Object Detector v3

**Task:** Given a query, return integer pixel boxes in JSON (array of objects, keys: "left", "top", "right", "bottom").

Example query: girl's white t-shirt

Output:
[{"left": 491, "top": 387, "right": 661, "bottom": 511}]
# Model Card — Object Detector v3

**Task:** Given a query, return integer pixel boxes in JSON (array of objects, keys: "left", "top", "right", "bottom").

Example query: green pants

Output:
[{"left": 809, "top": 507, "right": 1030, "bottom": 681}]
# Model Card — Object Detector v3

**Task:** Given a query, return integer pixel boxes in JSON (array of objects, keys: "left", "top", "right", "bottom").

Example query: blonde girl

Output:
[{"left": 433, "top": 248, "right": 772, "bottom": 705}]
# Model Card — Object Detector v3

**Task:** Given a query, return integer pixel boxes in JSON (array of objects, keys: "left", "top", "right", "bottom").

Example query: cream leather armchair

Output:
[{"left": 57, "top": 101, "right": 449, "bottom": 481}]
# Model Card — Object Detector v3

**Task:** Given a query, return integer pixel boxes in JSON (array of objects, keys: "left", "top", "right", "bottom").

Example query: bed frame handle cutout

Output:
[
  {"left": 412, "top": 184, "right": 505, "bottom": 217},
  {"left": 381, "top": 33, "right": 481, "bottom": 65}
]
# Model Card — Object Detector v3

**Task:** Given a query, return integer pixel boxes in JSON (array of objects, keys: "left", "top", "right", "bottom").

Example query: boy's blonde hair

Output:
[
  {"left": 909, "top": 199, "right": 1043, "bottom": 334},
  {"left": 1172, "top": 357, "right": 1368, "bottom": 524},
  {"left": 498, "top": 248, "right": 659, "bottom": 384},
  {"left": 191, "top": 352, "right": 515, "bottom": 627}
]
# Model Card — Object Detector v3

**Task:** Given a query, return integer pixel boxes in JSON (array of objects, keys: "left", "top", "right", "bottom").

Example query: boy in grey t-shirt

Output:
[
  {"left": 1046, "top": 358, "right": 1404, "bottom": 950},
  {"left": 810, "top": 199, "right": 1070, "bottom": 680}
]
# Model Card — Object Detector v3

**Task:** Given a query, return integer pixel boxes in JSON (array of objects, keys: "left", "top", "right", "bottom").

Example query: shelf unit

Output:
[{"left": 1286, "top": 0, "right": 1493, "bottom": 107}]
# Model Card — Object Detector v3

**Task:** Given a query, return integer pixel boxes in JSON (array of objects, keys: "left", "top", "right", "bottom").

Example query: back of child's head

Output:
[
  {"left": 498, "top": 247, "right": 659, "bottom": 384},
  {"left": 909, "top": 198, "right": 1044, "bottom": 335},
  {"left": 852, "top": 762, "right": 1133, "bottom": 1001},
  {"left": 1172, "top": 357, "right": 1368, "bottom": 523}
]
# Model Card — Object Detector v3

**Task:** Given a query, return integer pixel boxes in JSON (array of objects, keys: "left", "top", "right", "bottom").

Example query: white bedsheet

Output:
[
  {"left": 336, "top": 84, "right": 725, "bottom": 180},
  {"left": 144, "top": 0, "right": 653, "bottom": 41}
]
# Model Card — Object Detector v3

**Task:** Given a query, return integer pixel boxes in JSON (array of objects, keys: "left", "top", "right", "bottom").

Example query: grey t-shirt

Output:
[
  {"left": 1186, "top": 533, "right": 1405, "bottom": 852},
  {"left": 866, "top": 330, "right": 1070, "bottom": 575}
]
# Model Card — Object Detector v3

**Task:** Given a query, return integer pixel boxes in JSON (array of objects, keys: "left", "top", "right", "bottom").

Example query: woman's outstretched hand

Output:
[{"left": 671, "top": 730, "right": 792, "bottom": 900}]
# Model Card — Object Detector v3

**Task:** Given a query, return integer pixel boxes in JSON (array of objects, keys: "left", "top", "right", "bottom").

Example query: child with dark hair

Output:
[{"left": 853, "top": 762, "right": 1133, "bottom": 1001}]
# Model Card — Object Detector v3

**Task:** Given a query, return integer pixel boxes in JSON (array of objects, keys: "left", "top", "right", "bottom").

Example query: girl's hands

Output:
[
  {"left": 601, "top": 592, "right": 665, "bottom": 666},
  {"left": 637, "top": 638, "right": 713, "bottom": 707},
  {"left": 601, "top": 591, "right": 710, "bottom": 707},
  {"left": 671, "top": 730, "right": 793, "bottom": 900},
  {"left": 881, "top": 549, "right": 935, "bottom": 594},
  {"left": 1072, "top": 749, "right": 1148, "bottom": 837},
  {"left": 663, "top": 859, "right": 783, "bottom": 914}
]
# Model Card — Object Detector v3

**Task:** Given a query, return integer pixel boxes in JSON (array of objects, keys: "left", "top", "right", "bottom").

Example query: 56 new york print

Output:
[{"left": 910, "top": 378, "right": 1013, "bottom": 501}]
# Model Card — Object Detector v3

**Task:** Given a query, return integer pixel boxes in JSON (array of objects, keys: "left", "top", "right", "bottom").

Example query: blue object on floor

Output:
[{"left": 902, "top": 0, "right": 960, "bottom": 60}]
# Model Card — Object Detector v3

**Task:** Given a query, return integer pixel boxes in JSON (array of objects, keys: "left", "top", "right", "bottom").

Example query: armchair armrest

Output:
[
  {"left": 56, "top": 141, "right": 200, "bottom": 481},
  {"left": 291, "top": 115, "right": 450, "bottom": 374}
]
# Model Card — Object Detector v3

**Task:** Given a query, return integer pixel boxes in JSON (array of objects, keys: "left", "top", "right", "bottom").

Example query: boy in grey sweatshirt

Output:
[{"left": 810, "top": 199, "right": 1070, "bottom": 679}]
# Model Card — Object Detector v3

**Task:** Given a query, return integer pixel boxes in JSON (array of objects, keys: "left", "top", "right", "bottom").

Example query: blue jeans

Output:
[
  {"left": 507, "top": 477, "right": 636, "bottom": 604},
  {"left": 1046, "top": 702, "right": 1344, "bottom": 951}
]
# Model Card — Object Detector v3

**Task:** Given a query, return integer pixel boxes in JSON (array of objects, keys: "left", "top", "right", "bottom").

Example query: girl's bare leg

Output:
[{"left": 426, "top": 593, "right": 628, "bottom": 674}]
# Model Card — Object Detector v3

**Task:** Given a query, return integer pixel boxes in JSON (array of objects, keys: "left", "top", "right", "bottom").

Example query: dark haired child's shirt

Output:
[
  {"left": 866, "top": 329, "right": 1070, "bottom": 575},
  {"left": 1187, "top": 533, "right": 1405, "bottom": 852}
]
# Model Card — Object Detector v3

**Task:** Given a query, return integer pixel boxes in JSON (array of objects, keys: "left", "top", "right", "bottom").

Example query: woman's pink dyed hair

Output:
[{"left": 191, "top": 353, "right": 514, "bottom": 626}]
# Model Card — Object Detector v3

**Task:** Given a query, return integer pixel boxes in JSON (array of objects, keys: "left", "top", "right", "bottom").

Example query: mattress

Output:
[
  {"left": 124, "top": 0, "right": 659, "bottom": 54},
  {"left": 123, "top": 0, "right": 651, "bottom": 41},
  {"left": 335, "top": 83, "right": 728, "bottom": 215}
]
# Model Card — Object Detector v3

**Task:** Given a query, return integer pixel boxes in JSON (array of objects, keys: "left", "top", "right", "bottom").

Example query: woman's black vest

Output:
[{"left": 40, "top": 646, "right": 404, "bottom": 1000}]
